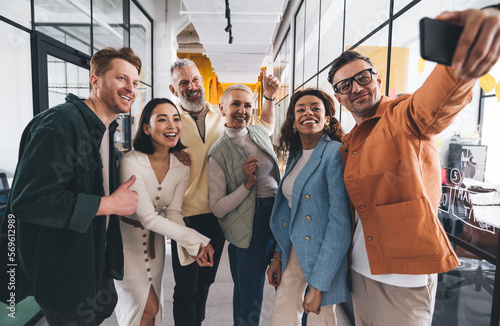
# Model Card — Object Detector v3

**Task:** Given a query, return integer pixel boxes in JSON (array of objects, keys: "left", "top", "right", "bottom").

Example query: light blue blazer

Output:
[{"left": 270, "top": 135, "right": 352, "bottom": 306}]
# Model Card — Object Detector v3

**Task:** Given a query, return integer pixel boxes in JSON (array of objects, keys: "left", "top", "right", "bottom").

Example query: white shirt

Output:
[
  {"left": 99, "top": 126, "right": 110, "bottom": 229},
  {"left": 282, "top": 149, "right": 314, "bottom": 208}
]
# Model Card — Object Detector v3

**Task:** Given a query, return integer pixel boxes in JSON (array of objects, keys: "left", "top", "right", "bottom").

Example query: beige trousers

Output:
[
  {"left": 272, "top": 246, "right": 337, "bottom": 326},
  {"left": 351, "top": 270, "right": 438, "bottom": 326}
]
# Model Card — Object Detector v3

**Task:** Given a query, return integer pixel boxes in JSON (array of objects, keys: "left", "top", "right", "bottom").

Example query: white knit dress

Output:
[{"left": 114, "top": 150, "right": 210, "bottom": 326}]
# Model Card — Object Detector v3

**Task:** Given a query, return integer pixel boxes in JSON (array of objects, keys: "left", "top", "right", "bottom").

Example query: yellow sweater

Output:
[{"left": 179, "top": 103, "right": 274, "bottom": 217}]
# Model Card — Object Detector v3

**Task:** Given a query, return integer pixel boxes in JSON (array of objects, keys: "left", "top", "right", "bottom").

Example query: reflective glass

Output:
[
  {"left": 294, "top": 2, "right": 305, "bottom": 90},
  {"left": 318, "top": 69, "right": 341, "bottom": 122},
  {"left": 47, "top": 55, "right": 89, "bottom": 108},
  {"left": 481, "top": 96, "right": 500, "bottom": 185},
  {"left": 274, "top": 30, "right": 291, "bottom": 103},
  {"left": 34, "top": 0, "right": 91, "bottom": 54},
  {"left": 303, "top": 0, "right": 320, "bottom": 83},
  {"left": 318, "top": 0, "right": 344, "bottom": 70},
  {"left": 0, "top": 0, "right": 31, "bottom": 28},
  {"left": 93, "top": 0, "right": 125, "bottom": 51},
  {"left": 344, "top": 0, "right": 389, "bottom": 48},
  {"left": 131, "top": 1, "right": 152, "bottom": 85},
  {"left": 433, "top": 244, "right": 497, "bottom": 325},
  {"left": 130, "top": 85, "right": 152, "bottom": 144}
]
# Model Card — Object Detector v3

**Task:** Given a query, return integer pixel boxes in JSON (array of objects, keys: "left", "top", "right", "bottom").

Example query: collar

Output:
[
  {"left": 224, "top": 126, "right": 249, "bottom": 140},
  {"left": 65, "top": 93, "right": 118, "bottom": 135},
  {"left": 344, "top": 96, "right": 391, "bottom": 142},
  {"left": 134, "top": 150, "right": 182, "bottom": 169},
  {"left": 371, "top": 95, "right": 391, "bottom": 119},
  {"left": 178, "top": 102, "right": 217, "bottom": 117}
]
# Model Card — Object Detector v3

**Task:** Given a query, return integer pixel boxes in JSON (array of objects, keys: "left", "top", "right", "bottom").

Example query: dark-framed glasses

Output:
[{"left": 333, "top": 68, "right": 376, "bottom": 94}]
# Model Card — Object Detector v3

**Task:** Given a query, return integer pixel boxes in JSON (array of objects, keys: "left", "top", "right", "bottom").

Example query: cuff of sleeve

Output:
[
  {"left": 68, "top": 194, "right": 100, "bottom": 233},
  {"left": 178, "top": 234, "right": 210, "bottom": 266},
  {"left": 178, "top": 248, "right": 196, "bottom": 266}
]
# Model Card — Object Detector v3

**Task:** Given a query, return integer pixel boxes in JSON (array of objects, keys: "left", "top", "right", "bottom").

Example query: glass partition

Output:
[
  {"left": 303, "top": 0, "right": 320, "bottom": 84},
  {"left": 130, "top": 1, "right": 152, "bottom": 85},
  {"left": 274, "top": 30, "right": 291, "bottom": 103},
  {"left": 433, "top": 244, "right": 497, "bottom": 326},
  {"left": 47, "top": 55, "right": 89, "bottom": 108},
  {"left": 344, "top": 0, "right": 389, "bottom": 48},
  {"left": 0, "top": 0, "right": 31, "bottom": 29},
  {"left": 34, "top": 0, "right": 92, "bottom": 54},
  {"left": 93, "top": 0, "right": 125, "bottom": 51},
  {"left": 318, "top": 0, "right": 344, "bottom": 70},
  {"left": 129, "top": 1, "right": 152, "bottom": 141},
  {"left": 294, "top": 1, "right": 305, "bottom": 90}
]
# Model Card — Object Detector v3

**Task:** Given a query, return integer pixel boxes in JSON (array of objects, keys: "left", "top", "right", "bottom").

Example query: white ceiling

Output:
[{"left": 181, "top": 0, "right": 288, "bottom": 84}]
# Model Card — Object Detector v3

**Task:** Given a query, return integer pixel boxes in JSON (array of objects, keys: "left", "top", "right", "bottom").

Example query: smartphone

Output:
[{"left": 419, "top": 17, "right": 463, "bottom": 66}]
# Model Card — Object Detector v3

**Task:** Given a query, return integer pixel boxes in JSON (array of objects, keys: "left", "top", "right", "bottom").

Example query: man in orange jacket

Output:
[{"left": 328, "top": 6, "right": 500, "bottom": 326}]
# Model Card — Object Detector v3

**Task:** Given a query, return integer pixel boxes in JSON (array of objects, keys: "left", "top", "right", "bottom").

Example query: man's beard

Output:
[{"left": 179, "top": 88, "right": 207, "bottom": 113}]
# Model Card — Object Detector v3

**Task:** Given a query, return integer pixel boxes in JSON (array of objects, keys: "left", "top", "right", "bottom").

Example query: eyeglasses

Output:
[{"left": 333, "top": 68, "right": 376, "bottom": 94}]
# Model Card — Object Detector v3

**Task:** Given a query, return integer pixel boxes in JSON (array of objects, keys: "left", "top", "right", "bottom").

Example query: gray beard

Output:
[{"left": 179, "top": 92, "right": 207, "bottom": 113}]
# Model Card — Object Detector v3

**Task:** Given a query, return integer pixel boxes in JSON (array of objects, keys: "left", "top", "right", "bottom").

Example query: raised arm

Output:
[{"left": 260, "top": 69, "right": 281, "bottom": 125}]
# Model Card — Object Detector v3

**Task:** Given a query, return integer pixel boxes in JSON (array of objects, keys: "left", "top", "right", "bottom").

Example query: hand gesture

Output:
[
  {"left": 436, "top": 7, "right": 500, "bottom": 78},
  {"left": 174, "top": 149, "right": 191, "bottom": 166},
  {"left": 266, "top": 256, "right": 282, "bottom": 287},
  {"left": 99, "top": 175, "right": 138, "bottom": 216},
  {"left": 262, "top": 69, "right": 281, "bottom": 99},
  {"left": 243, "top": 156, "right": 259, "bottom": 190},
  {"left": 194, "top": 243, "right": 214, "bottom": 267},
  {"left": 303, "top": 285, "right": 322, "bottom": 315}
]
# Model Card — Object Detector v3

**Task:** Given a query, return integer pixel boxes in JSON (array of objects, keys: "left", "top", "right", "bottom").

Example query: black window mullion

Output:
[
  {"left": 385, "top": 0, "right": 394, "bottom": 97},
  {"left": 90, "top": 0, "right": 94, "bottom": 53}
]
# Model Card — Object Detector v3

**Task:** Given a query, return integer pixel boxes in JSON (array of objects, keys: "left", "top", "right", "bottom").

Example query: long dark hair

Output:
[
  {"left": 133, "top": 98, "right": 187, "bottom": 154},
  {"left": 276, "top": 88, "right": 344, "bottom": 161}
]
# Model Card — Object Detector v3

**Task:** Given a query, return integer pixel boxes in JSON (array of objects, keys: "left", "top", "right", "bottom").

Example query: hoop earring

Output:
[
  {"left": 292, "top": 126, "right": 297, "bottom": 134},
  {"left": 324, "top": 124, "right": 330, "bottom": 131}
]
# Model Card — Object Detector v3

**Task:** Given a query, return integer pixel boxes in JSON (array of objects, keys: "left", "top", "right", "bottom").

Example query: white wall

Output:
[
  {"left": 137, "top": 0, "right": 189, "bottom": 100},
  {"left": 0, "top": 22, "right": 33, "bottom": 178}
]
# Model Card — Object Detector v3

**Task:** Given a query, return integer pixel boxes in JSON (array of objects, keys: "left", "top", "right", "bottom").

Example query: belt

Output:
[{"left": 120, "top": 216, "right": 156, "bottom": 259}]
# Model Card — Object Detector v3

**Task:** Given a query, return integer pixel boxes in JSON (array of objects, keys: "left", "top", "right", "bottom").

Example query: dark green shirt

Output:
[{"left": 1, "top": 94, "right": 124, "bottom": 314}]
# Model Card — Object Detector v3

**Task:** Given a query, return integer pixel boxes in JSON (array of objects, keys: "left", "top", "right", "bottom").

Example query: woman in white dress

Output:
[{"left": 114, "top": 98, "right": 214, "bottom": 326}]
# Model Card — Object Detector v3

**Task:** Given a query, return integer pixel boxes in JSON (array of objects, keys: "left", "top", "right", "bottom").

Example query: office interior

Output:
[{"left": 1, "top": 0, "right": 500, "bottom": 325}]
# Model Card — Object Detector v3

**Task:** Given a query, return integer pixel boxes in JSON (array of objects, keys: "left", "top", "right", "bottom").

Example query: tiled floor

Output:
[{"left": 36, "top": 241, "right": 351, "bottom": 326}]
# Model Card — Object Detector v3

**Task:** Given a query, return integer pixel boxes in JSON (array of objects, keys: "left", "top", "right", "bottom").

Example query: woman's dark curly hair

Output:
[
  {"left": 276, "top": 88, "right": 344, "bottom": 161},
  {"left": 133, "top": 98, "right": 187, "bottom": 154}
]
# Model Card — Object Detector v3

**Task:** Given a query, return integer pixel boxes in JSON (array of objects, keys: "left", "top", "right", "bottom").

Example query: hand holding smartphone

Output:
[{"left": 420, "top": 17, "right": 463, "bottom": 66}]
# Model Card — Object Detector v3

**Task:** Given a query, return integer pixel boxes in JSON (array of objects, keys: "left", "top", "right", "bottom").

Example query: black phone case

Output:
[{"left": 419, "top": 17, "right": 463, "bottom": 66}]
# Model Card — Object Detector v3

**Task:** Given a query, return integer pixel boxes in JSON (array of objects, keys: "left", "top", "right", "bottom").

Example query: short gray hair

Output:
[
  {"left": 220, "top": 84, "right": 254, "bottom": 105},
  {"left": 170, "top": 58, "right": 197, "bottom": 76}
]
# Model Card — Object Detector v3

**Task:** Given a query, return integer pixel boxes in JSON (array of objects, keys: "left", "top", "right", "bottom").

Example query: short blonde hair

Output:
[{"left": 220, "top": 84, "right": 253, "bottom": 106}]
